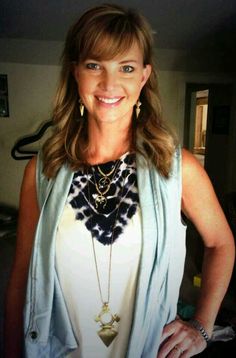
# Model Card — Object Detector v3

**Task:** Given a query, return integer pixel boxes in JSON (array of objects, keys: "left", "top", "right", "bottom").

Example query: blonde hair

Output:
[{"left": 43, "top": 3, "right": 176, "bottom": 178}]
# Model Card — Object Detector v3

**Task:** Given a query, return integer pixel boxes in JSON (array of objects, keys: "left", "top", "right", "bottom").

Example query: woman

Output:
[{"left": 4, "top": 3, "right": 235, "bottom": 358}]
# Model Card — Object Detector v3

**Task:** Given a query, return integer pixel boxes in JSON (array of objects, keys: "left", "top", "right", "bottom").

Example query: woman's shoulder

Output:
[
  {"left": 181, "top": 148, "right": 206, "bottom": 180},
  {"left": 23, "top": 155, "right": 37, "bottom": 185},
  {"left": 25, "top": 155, "right": 37, "bottom": 172},
  {"left": 23, "top": 154, "right": 47, "bottom": 209},
  {"left": 181, "top": 148, "right": 217, "bottom": 216},
  {"left": 181, "top": 147, "right": 210, "bottom": 191}
]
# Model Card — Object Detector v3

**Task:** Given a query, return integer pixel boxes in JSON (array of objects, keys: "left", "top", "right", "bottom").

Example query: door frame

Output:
[{"left": 183, "top": 83, "right": 210, "bottom": 150}]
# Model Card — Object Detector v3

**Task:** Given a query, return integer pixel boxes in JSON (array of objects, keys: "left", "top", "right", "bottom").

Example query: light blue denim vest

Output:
[{"left": 24, "top": 148, "right": 186, "bottom": 357}]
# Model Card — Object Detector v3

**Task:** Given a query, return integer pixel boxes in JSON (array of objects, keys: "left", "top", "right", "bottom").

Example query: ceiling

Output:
[{"left": 1, "top": 0, "right": 236, "bottom": 52}]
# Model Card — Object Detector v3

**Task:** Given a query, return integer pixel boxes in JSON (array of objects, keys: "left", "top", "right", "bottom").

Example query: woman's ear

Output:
[{"left": 141, "top": 64, "right": 152, "bottom": 88}]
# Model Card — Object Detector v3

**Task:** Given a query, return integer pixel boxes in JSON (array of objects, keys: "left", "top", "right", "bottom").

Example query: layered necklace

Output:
[
  {"left": 87, "top": 156, "right": 131, "bottom": 347},
  {"left": 92, "top": 159, "right": 120, "bottom": 209}
]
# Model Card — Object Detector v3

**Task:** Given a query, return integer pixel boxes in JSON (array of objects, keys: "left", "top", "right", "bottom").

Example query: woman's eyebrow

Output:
[
  {"left": 84, "top": 58, "right": 100, "bottom": 61},
  {"left": 119, "top": 60, "right": 138, "bottom": 64}
]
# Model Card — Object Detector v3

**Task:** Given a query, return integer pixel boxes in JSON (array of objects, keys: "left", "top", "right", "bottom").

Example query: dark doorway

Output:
[{"left": 184, "top": 83, "right": 233, "bottom": 205}]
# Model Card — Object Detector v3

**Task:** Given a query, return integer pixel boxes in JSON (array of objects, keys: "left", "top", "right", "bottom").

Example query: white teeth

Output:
[{"left": 98, "top": 97, "right": 120, "bottom": 104}]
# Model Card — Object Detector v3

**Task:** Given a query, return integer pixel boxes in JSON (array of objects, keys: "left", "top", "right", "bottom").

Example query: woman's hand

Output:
[{"left": 157, "top": 318, "right": 207, "bottom": 358}]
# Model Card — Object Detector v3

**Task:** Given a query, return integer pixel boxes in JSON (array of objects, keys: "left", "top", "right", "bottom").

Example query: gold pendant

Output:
[
  {"left": 95, "top": 194, "right": 107, "bottom": 208},
  {"left": 98, "top": 176, "right": 111, "bottom": 190},
  {"left": 95, "top": 303, "right": 120, "bottom": 347}
]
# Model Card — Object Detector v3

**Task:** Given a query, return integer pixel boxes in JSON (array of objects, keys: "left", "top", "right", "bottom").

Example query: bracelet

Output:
[{"left": 188, "top": 319, "right": 210, "bottom": 342}]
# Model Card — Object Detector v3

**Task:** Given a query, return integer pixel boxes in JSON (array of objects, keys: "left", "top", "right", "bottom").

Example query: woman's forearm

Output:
[{"left": 193, "top": 242, "right": 235, "bottom": 336}]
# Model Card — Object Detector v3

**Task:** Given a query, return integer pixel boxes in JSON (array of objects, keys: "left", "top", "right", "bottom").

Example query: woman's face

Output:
[{"left": 74, "top": 42, "right": 151, "bottom": 126}]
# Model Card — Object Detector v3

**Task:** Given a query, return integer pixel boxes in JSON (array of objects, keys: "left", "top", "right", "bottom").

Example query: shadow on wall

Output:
[{"left": 0, "top": 203, "right": 18, "bottom": 355}]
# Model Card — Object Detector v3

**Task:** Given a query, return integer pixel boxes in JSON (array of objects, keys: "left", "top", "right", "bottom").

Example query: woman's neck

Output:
[{"left": 86, "top": 120, "right": 133, "bottom": 165}]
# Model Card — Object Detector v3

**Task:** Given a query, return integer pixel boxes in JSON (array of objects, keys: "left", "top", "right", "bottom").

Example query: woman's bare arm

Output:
[
  {"left": 4, "top": 156, "right": 39, "bottom": 357},
  {"left": 158, "top": 148, "right": 235, "bottom": 358},
  {"left": 181, "top": 148, "right": 235, "bottom": 335}
]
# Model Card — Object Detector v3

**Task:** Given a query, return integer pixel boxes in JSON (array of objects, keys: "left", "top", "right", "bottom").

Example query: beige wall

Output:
[
  {"left": 0, "top": 62, "right": 59, "bottom": 207},
  {"left": 0, "top": 40, "right": 235, "bottom": 207}
]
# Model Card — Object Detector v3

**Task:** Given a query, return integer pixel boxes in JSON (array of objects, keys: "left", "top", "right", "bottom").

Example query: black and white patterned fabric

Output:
[{"left": 67, "top": 153, "right": 139, "bottom": 245}]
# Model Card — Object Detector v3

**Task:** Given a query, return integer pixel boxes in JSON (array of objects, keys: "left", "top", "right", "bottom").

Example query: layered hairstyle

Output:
[{"left": 42, "top": 3, "right": 176, "bottom": 178}]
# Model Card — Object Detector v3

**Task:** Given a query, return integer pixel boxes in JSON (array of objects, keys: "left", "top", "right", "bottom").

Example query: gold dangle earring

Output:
[
  {"left": 79, "top": 99, "right": 84, "bottom": 117},
  {"left": 135, "top": 99, "right": 142, "bottom": 119}
]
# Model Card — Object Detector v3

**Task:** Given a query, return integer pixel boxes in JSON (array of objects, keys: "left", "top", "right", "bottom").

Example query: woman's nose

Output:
[{"left": 99, "top": 71, "right": 118, "bottom": 91}]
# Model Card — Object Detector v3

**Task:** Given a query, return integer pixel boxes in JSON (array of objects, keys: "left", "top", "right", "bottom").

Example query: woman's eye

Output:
[
  {"left": 86, "top": 63, "right": 101, "bottom": 70},
  {"left": 121, "top": 65, "right": 134, "bottom": 73}
]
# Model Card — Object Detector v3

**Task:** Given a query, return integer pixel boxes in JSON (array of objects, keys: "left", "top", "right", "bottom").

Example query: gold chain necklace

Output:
[
  {"left": 92, "top": 159, "right": 120, "bottom": 209},
  {"left": 97, "top": 164, "right": 117, "bottom": 177},
  {"left": 87, "top": 157, "right": 131, "bottom": 347}
]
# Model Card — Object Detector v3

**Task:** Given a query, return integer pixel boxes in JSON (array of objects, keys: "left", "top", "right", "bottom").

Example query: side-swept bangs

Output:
[
  {"left": 65, "top": 4, "right": 153, "bottom": 65},
  {"left": 78, "top": 28, "right": 140, "bottom": 63}
]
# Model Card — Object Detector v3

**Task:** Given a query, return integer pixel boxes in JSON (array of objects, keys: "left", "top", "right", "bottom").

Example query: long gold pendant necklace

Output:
[
  {"left": 87, "top": 158, "right": 130, "bottom": 347},
  {"left": 91, "top": 233, "right": 120, "bottom": 347}
]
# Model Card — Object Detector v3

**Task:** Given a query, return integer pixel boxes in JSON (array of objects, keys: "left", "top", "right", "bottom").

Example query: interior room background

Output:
[{"left": 1, "top": 44, "right": 236, "bottom": 206}]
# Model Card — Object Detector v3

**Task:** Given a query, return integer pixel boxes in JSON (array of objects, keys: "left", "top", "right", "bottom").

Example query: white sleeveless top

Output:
[{"left": 55, "top": 154, "right": 142, "bottom": 358}]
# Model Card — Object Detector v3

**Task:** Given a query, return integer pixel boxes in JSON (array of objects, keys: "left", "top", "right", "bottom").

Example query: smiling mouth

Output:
[{"left": 96, "top": 96, "right": 123, "bottom": 104}]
